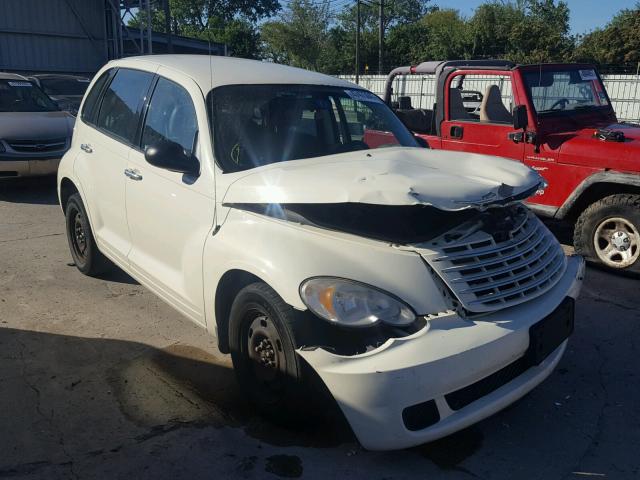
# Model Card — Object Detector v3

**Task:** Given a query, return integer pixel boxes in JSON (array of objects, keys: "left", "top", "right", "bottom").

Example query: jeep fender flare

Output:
[{"left": 555, "top": 171, "right": 640, "bottom": 220}]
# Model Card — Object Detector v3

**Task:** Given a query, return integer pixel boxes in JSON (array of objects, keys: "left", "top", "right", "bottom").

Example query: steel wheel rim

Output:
[
  {"left": 246, "top": 312, "right": 285, "bottom": 386},
  {"left": 71, "top": 211, "right": 88, "bottom": 260},
  {"left": 593, "top": 216, "right": 640, "bottom": 268}
]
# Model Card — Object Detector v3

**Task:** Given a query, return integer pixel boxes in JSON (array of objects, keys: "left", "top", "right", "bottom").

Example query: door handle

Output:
[
  {"left": 80, "top": 143, "right": 93, "bottom": 153},
  {"left": 124, "top": 168, "right": 143, "bottom": 181},
  {"left": 450, "top": 125, "right": 464, "bottom": 139}
]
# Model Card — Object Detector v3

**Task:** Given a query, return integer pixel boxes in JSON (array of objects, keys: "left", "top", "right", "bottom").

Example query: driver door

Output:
[{"left": 440, "top": 72, "right": 525, "bottom": 162}]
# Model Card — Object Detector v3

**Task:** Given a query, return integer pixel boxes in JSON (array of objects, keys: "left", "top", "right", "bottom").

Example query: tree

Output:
[
  {"left": 573, "top": 4, "right": 640, "bottom": 65},
  {"left": 127, "top": 0, "right": 278, "bottom": 58},
  {"left": 261, "top": 0, "right": 331, "bottom": 70}
]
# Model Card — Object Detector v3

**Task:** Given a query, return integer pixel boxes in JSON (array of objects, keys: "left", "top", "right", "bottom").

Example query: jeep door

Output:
[
  {"left": 74, "top": 67, "right": 155, "bottom": 265},
  {"left": 124, "top": 69, "right": 215, "bottom": 326},
  {"left": 440, "top": 71, "right": 526, "bottom": 161}
]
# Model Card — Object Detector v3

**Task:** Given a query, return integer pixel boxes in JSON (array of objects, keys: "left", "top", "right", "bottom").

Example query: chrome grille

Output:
[
  {"left": 6, "top": 138, "right": 67, "bottom": 153},
  {"left": 419, "top": 206, "right": 566, "bottom": 313}
]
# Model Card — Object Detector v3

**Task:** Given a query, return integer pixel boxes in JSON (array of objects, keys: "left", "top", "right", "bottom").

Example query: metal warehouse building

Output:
[{"left": 0, "top": 0, "right": 225, "bottom": 75}]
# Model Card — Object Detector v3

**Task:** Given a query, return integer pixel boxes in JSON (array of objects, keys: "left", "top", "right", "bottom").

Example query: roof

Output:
[
  {"left": 105, "top": 55, "right": 358, "bottom": 91},
  {"left": 0, "top": 72, "right": 29, "bottom": 81}
]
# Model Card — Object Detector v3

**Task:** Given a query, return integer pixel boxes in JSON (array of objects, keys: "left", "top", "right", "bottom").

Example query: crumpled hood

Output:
[
  {"left": 223, "top": 147, "right": 544, "bottom": 211},
  {"left": 0, "top": 111, "right": 74, "bottom": 140}
]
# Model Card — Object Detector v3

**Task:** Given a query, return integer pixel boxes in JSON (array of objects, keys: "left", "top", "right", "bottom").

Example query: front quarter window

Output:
[{"left": 208, "top": 84, "right": 418, "bottom": 173}]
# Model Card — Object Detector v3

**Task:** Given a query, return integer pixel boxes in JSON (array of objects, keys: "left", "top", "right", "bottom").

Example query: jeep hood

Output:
[{"left": 223, "top": 147, "right": 543, "bottom": 211}]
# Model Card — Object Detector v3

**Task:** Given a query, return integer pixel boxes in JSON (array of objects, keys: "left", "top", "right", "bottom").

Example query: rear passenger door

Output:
[
  {"left": 125, "top": 70, "right": 216, "bottom": 326},
  {"left": 74, "top": 67, "right": 155, "bottom": 265}
]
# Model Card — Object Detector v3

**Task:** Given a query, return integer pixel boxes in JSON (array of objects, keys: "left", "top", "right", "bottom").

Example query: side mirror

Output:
[
  {"left": 513, "top": 105, "right": 528, "bottom": 130},
  {"left": 144, "top": 140, "right": 199, "bottom": 176}
]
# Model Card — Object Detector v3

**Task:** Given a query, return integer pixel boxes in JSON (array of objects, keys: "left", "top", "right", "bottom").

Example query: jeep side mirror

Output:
[
  {"left": 144, "top": 140, "right": 200, "bottom": 176},
  {"left": 513, "top": 105, "right": 528, "bottom": 130}
]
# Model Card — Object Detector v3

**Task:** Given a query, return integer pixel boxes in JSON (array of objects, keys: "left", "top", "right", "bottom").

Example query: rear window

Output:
[
  {"left": 81, "top": 70, "right": 112, "bottom": 124},
  {"left": 96, "top": 69, "right": 154, "bottom": 144},
  {"left": 0, "top": 80, "right": 58, "bottom": 112},
  {"left": 39, "top": 77, "right": 90, "bottom": 96}
]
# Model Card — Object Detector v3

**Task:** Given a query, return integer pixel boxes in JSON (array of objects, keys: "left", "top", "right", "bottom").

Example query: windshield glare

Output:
[
  {"left": 208, "top": 84, "right": 419, "bottom": 173},
  {"left": 0, "top": 80, "right": 59, "bottom": 112},
  {"left": 523, "top": 68, "right": 610, "bottom": 115}
]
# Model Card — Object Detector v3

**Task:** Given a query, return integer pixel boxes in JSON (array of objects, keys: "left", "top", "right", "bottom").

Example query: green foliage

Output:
[
  {"left": 127, "top": 0, "right": 640, "bottom": 74},
  {"left": 573, "top": 4, "right": 640, "bottom": 65}
]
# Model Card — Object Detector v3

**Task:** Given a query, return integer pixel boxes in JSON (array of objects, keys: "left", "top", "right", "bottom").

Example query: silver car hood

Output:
[
  {"left": 0, "top": 111, "right": 74, "bottom": 140},
  {"left": 223, "top": 147, "right": 544, "bottom": 211}
]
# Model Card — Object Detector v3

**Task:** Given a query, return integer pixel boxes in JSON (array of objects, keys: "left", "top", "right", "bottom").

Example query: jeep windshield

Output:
[
  {"left": 208, "top": 84, "right": 419, "bottom": 173},
  {"left": 0, "top": 80, "right": 59, "bottom": 112},
  {"left": 522, "top": 68, "right": 611, "bottom": 116}
]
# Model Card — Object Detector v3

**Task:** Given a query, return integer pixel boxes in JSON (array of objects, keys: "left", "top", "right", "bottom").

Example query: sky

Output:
[{"left": 435, "top": 0, "right": 638, "bottom": 35}]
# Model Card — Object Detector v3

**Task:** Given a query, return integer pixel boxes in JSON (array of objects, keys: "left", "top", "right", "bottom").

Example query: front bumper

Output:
[
  {"left": 298, "top": 255, "right": 585, "bottom": 450},
  {"left": 0, "top": 156, "right": 61, "bottom": 177}
]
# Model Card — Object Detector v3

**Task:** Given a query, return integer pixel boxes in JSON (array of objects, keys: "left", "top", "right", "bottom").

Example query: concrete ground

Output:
[{"left": 0, "top": 177, "right": 638, "bottom": 480}]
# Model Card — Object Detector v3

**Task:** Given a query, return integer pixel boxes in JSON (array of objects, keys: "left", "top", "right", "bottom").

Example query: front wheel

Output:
[
  {"left": 228, "top": 282, "right": 325, "bottom": 424},
  {"left": 574, "top": 194, "right": 640, "bottom": 273}
]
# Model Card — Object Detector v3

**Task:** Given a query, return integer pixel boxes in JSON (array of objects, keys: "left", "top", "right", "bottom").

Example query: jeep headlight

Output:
[{"left": 300, "top": 277, "right": 416, "bottom": 328}]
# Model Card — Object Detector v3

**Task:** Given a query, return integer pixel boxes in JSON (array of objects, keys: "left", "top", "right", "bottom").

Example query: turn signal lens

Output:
[{"left": 300, "top": 277, "right": 416, "bottom": 328}]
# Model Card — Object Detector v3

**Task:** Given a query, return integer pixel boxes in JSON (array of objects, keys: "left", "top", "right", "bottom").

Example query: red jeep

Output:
[{"left": 383, "top": 60, "right": 640, "bottom": 273}]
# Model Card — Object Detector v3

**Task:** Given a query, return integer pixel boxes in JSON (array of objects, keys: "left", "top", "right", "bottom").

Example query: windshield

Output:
[
  {"left": 523, "top": 68, "right": 610, "bottom": 115},
  {"left": 0, "top": 80, "right": 59, "bottom": 112},
  {"left": 208, "top": 84, "right": 419, "bottom": 173},
  {"left": 39, "top": 77, "right": 90, "bottom": 96}
]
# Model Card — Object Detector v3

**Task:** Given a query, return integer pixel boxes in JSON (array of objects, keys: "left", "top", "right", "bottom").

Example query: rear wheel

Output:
[
  {"left": 229, "top": 282, "right": 324, "bottom": 424},
  {"left": 65, "top": 193, "right": 110, "bottom": 276},
  {"left": 574, "top": 194, "right": 640, "bottom": 273}
]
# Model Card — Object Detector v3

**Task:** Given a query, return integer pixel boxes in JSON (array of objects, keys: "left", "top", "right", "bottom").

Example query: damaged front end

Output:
[{"left": 220, "top": 148, "right": 558, "bottom": 356}]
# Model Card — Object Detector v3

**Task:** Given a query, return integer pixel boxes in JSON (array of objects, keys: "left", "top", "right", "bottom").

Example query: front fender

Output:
[{"left": 202, "top": 208, "right": 449, "bottom": 334}]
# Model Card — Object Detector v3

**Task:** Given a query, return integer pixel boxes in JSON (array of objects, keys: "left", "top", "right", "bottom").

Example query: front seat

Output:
[
  {"left": 449, "top": 88, "right": 470, "bottom": 120},
  {"left": 479, "top": 85, "right": 512, "bottom": 123}
]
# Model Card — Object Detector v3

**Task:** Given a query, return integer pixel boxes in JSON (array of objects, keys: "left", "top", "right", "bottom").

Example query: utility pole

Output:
[
  {"left": 355, "top": 0, "right": 360, "bottom": 84},
  {"left": 164, "top": 0, "right": 173, "bottom": 53},
  {"left": 378, "top": 0, "right": 384, "bottom": 74},
  {"left": 146, "top": 0, "right": 152, "bottom": 54}
]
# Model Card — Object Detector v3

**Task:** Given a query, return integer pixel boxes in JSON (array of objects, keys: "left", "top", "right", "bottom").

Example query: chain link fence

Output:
[{"left": 337, "top": 73, "right": 640, "bottom": 123}]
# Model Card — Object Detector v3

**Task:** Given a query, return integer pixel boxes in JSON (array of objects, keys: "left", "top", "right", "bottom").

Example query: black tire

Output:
[
  {"left": 574, "top": 194, "right": 640, "bottom": 273},
  {"left": 229, "top": 282, "right": 325, "bottom": 424},
  {"left": 65, "top": 193, "right": 110, "bottom": 276}
]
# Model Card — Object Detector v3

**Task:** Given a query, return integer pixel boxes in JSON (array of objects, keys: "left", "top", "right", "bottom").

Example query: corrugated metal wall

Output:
[
  {"left": 338, "top": 74, "right": 640, "bottom": 123},
  {"left": 0, "top": 0, "right": 107, "bottom": 74}
]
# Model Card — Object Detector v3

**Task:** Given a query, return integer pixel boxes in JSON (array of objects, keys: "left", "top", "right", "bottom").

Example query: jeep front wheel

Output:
[{"left": 574, "top": 194, "right": 640, "bottom": 272}]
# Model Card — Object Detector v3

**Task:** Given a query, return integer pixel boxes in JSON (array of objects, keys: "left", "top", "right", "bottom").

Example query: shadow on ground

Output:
[{"left": 0, "top": 176, "right": 58, "bottom": 205}]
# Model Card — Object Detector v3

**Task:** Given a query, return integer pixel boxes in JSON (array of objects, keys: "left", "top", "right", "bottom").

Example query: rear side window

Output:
[
  {"left": 141, "top": 78, "right": 198, "bottom": 154},
  {"left": 96, "top": 68, "right": 154, "bottom": 144},
  {"left": 81, "top": 70, "right": 112, "bottom": 124}
]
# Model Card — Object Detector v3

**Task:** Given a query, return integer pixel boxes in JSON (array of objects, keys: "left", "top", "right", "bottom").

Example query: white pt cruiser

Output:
[{"left": 58, "top": 55, "right": 584, "bottom": 450}]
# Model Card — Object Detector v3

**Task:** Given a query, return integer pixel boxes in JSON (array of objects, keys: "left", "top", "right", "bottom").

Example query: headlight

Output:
[{"left": 299, "top": 277, "right": 416, "bottom": 328}]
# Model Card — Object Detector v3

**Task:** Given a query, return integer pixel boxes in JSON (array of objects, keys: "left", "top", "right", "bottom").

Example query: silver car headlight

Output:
[{"left": 299, "top": 277, "right": 416, "bottom": 328}]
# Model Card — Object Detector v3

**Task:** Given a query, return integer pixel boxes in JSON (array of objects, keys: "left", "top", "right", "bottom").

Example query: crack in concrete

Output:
[
  {"left": 16, "top": 339, "right": 79, "bottom": 480},
  {"left": 0, "top": 232, "right": 64, "bottom": 244}
]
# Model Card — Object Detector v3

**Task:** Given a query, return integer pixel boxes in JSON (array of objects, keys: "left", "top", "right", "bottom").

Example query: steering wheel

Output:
[{"left": 550, "top": 98, "right": 570, "bottom": 110}]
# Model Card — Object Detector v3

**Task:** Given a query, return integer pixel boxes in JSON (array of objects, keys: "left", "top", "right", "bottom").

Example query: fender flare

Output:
[{"left": 555, "top": 171, "right": 640, "bottom": 219}]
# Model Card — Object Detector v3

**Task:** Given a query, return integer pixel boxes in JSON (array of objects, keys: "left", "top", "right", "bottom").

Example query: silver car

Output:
[{"left": 0, "top": 72, "right": 74, "bottom": 178}]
